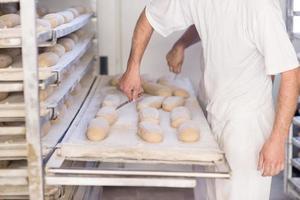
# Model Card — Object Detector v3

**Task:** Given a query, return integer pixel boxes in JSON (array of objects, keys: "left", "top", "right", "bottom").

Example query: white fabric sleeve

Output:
[
  {"left": 253, "top": 2, "right": 299, "bottom": 75},
  {"left": 145, "top": 0, "right": 193, "bottom": 37}
]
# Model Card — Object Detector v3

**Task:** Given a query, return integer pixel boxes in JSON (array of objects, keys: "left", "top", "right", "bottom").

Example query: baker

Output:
[{"left": 119, "top": 0, "right": 300, "bottom": 199}]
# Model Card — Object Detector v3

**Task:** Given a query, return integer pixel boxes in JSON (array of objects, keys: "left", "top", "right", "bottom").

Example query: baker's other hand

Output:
[
  {"left": 119, "top": 69, "right": 143, "bottom": 101},
  {"left": 258, "top": 134, "right": 285, "bottom": 177},
  {"left": 166, "top": 43, "right": 185, "bottom": 74}
]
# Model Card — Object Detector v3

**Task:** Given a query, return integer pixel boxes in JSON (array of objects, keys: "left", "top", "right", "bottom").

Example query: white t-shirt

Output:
[{"left": 146, "top": 0, "right": 299, "bottom": 123}]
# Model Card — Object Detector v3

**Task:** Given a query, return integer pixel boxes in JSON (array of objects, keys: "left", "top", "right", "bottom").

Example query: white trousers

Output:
[{"left": 197, "top": 105, "right": 275, "bottom": 200}]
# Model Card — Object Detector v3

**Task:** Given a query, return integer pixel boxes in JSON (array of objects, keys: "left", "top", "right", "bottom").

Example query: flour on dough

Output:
[
  {"left": 96, "top": 106, "right": 118, "bottom": 125},
  {"left": 86, "top": 118, "right": 110, "bottom": 141},
  {"left": 171, "top": 106, "right": 191, "bottom": 128},
  {"left": 138, "top": 121, "right": 163, "bottom": 143},
  {"left": 178, "top": 121, "right": 200, "bottom": 143},
  {"left": 139, "top": 107, "right": 160, "bottom": 124}
]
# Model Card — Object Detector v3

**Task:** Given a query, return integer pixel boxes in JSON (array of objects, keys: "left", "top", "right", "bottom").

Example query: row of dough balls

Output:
[
  {"left": 137, "top": 96, "right": 185, "bottom": 112},
  {"left": 110, "top": 76, "right": 190, "bottom": 98},
  {"left": 138, "top": 107, "right": 163, "bottom": 143},
  {"left": 38, "top": 29, "right": 86, "bottom": 68},
  {"left": 86, "top": 94, "right": 121, "bottom": 141},
  {"left": 171, "top": 106, "right": 200, "bottom": 142},
  {"left": 40, "top": 5, "right": 90, "bottom": 29}
]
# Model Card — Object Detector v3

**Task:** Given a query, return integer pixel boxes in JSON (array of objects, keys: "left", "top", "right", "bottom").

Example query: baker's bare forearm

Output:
[
  {"left": 272, "top": 68, "right": 299, "bottom": 141},
  {"left": 127, "top": 8, "right": 153, "bottom": 71},
  {"left": 174, "top": 25, "right": 200, "bottom": 49}
]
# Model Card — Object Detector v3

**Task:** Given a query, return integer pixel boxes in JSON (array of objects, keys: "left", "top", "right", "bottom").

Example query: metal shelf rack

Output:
[
  {"left": 285, "top": 0, "right": 300, "bottom": 198},
  {"left": 0, "top": 0, "right": 99, "bottom": 199}
]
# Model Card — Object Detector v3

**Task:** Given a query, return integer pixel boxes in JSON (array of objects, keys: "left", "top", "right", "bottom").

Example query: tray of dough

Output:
[{"left": 59, "top": 76, "right": 225, "bottom": 165}]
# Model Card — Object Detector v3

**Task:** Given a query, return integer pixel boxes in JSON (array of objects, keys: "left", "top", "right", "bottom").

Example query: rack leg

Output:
[{"left": 20, "top": 0, "right": 44, "bottom": 199}]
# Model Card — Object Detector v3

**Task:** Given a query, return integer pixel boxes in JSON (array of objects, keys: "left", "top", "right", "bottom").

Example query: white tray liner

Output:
[{"left": 61, "top": 77, "right": 224, "bottom": 163}]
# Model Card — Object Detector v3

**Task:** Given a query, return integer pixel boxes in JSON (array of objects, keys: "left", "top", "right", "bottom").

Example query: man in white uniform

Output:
[{"left": 119, "top": 0, "right": 300, "bottom": 199}]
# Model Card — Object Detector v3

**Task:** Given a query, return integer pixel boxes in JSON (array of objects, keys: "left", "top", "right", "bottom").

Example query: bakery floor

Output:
[{"left": 100, "top": 173, "right": 290, "bottom": 200}]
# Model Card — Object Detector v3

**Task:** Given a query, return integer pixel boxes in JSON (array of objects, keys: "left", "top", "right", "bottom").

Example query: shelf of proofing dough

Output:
[
  {"left": 0, "top": 55, "right": 54, "bottom": 82},
  {"left": 0, "top": 12, "right": 93, "bottom": 48},
  {"left": 42, "top": 73, "right": 96, "bottom": 156},
  {"left": 0, "top": 28, "right": 53, "bottom": 48},
  {"left": 0, "top": 33, "right": 93, "bottom": 84},
  {"left": 0, "top": 122, "right": 25, "bottom": 137},
  {"left": 0, "top": 160, "right": 28, "bottom": 186},
  {"left": 53, "top": 13, "right": 93, "bottom": 40},
  {"left": 59, "top": 76, "right": 225, "bottom": 165},
  {"left": 41, "top": 33, "right": 94, "bottom": 83},
  {"left": 42, "top": 49, "right": 94, "bottom": 114}
]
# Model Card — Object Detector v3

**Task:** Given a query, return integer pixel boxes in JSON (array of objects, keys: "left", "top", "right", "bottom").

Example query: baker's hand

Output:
[
  {"left": 258, "top": 134, "right": 285, "bottom": 177},
  {"left": 119, "top": 68, "right": 143, "bottom": 101},
  {"left": 166, "top": 44, "right": 184, "bottom": 74}
]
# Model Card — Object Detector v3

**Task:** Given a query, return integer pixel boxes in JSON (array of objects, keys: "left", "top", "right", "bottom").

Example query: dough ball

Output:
[
  {"left": 139, "top": 107, "right": 160, "bottom": 124},
  {"left": 0, "top": 14, "right": 20, "bottom": 28},
  {"left": 157, "top": 77, "right": 190, "bottom": 98},
  {"left": 0, "top": 54, "right": 12, "bottom": 68},
  {"left": 178, "top": 121, "right": 200, "bottom": 143},
  {"left": 162, "top": 96, "right": 185, "bottom": 112},
  {"left": 102, "top": 94, "right": 120, "bottom": 108},
  {"left": 41, "top": 121, "right": 51, "bottom": 136},
  {"left": 57, "top": 38, "right": 75, "bottom": 52},
  {"left": 43, "top": 13, "right": 65, "bottom": 28},
  {"left": 72, "top": 5, "right": 86, "bottom": 15},
  {"left": 171, "top": 106, "right": 191, "bottom": 128},
  {"left": 67, "top": 33, "right": 79, "bottom": 43},
  {"left": 0, "top": 92, "right": 8, "bottom": 101},
  {"left": 74, "top": 29, "right": 86, "bottom": 38},
  {"left": 38, "top": 52, "right": 59, "bottom": 68},
  {"left": 36, "top": 19, "right": 51, "bottom": 32},
  {"left": 109, "top": 75, "right": 121, "bottom": 86},
  {"left": 142, "top": 81, "right": 173, "bottom": 97},
  {"left": 173, "top": 88, "right": 190, "bottom": 98},
  {"left": 96, "top": 106, "right": 118, "bottom": 125},
  {"left": 44, "top": 44, "right": 66, "bottom": 57},
  {"left": 36, "top": 6, "right": 48, "bottom": 17},
  {"left": 66, "top": 8, "right": 80, "bottom": 18},
  {"left": 138, "top": 121, "right": 163, "bottom": 143},
  {"left": 39, "top": 86, "right": 54, "bottom": 101},
  {"left": 86, "top": 118, "right": 110, "bottom": 141},
  {"left": 57, "top": 11, "right": 74, "bottom": 23},
  {"left": 137, "top": 96, "right": 165, "bottom": 111}
]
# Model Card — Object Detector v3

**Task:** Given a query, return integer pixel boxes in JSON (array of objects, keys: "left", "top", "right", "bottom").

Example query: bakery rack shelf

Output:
[
  {"left": 0, "top": 28, "right": 53, "bottom": 48},
  {"left": 0, "top": 139, "right": 27, "bottom": 159},
  {"left": 0, "top": 33, "right": 93, "bottom": 93},
  {"left": 42, "top": 72, "right": 95, "bottom": 156},
  {"left": 52, "top": 13, "right": 93, "bottom": 40},
  {"left": 0, "top": 0, "right": 19, "bottom": 3},
  {"left": 41, "top": 33, "right": 94, "bottom": 83},
  {"left": 293, "top": 116, "right": 300, "bottom": 127},
  {"left": 0, "top": 161, "right": 28, "bottom": 186},
  {"left": 292, "top": 158, "right": 300, "bottom": 171},
  {"left": 42, "top": 49, "right": 94, "bottom": 115},
  {"left": 0, "top": 13, "right": 93, "bottom": 48},
  {"left": 0, "top": 124, "right": 25, "bottom": 137},
  {"left": 292, "top": 137, "right": 300, "bottom": 148}
]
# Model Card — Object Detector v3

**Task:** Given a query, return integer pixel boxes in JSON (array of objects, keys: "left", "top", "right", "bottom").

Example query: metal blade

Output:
[{"left": 115, "top": 100, "right": 131, "bottom": 110}]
